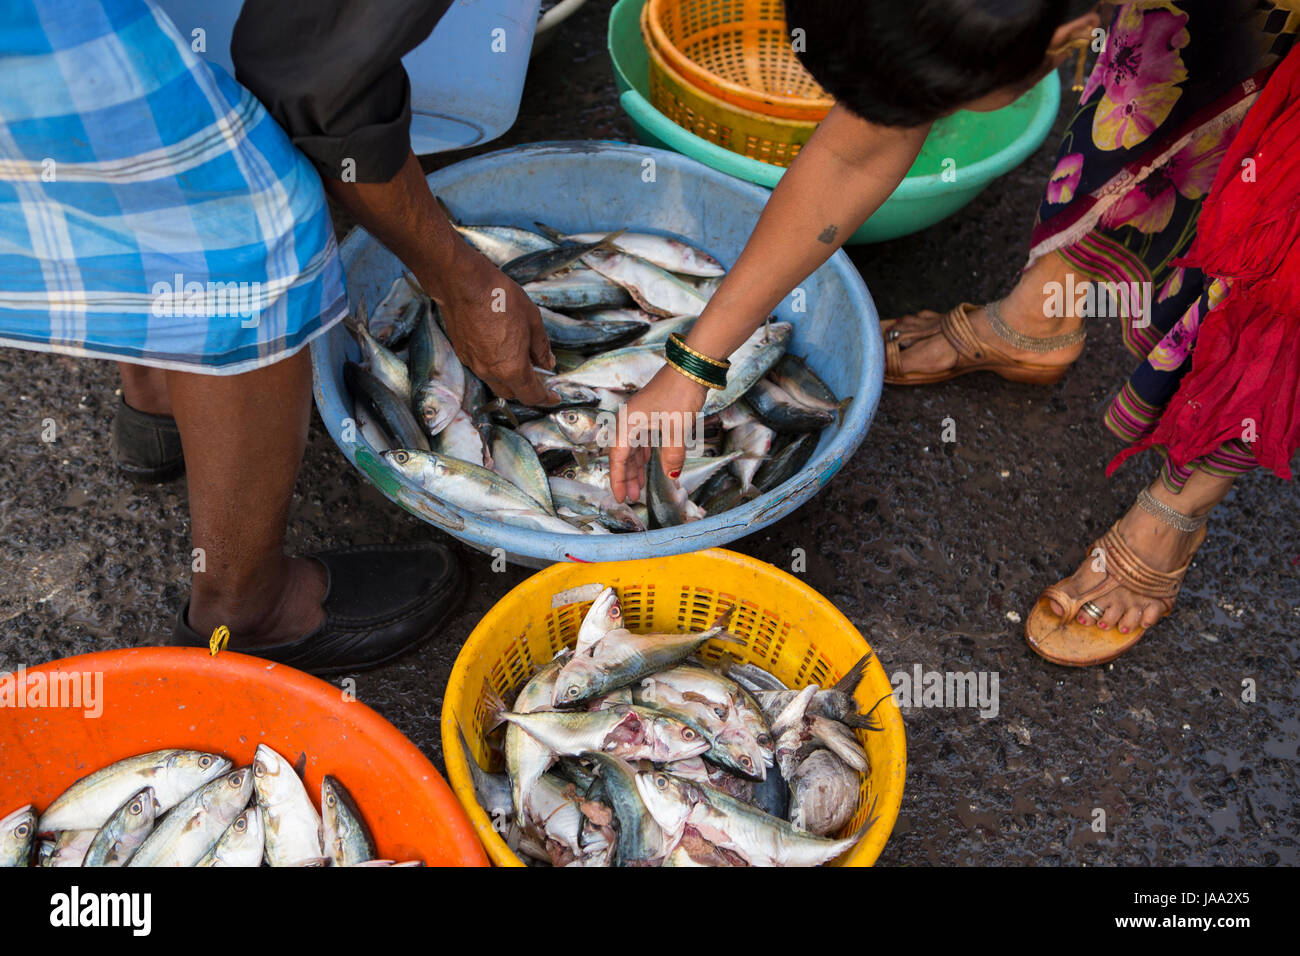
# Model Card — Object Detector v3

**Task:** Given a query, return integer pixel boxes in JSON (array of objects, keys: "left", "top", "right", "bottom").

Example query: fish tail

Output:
[
  {"left": 846, "top": 692, "right": 894, "bottom": 733},
  {"left": 845, "top": 792, "right": 881, "bottom": 849},
  {"left": 486, "top": 398, "right": 520, "bottom": 428},
  {"left": 533, "top": 220, "right": 568, "bottom": 242},
  {"left": 593, "top": 227, "right": 628, "bottom": 251},
  {"left": 482, "top": 684, "right": 510, "bottom": 733},
  {"left": 403, "top": 271, "right": 427, "bottom": 297},
  {"left": 344, "top": 295, "right": 369, "bottom": 336},
  {"left": 832, "top": 652, "right": 873, "bottom": 698}
]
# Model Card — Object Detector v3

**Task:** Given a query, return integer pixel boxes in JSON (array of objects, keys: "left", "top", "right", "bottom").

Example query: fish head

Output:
[
  {"left": 321, "top": 775, "right": 364, "bottom": 834},
  {"left": 553, "top": 407, "right": 607, "bottom": 446},
  {"left": 646, "top": 715, "right": 711, "bottom": 762},
  {"left": 204, "top": 767, "right": 254, "bottom": 813},
  {"left": 714, "top": 728, "right": 769, "bottom": 781},
  {"left": 383, "top": 449, "right": 445, "bottom": 485},
  {"left": 251, "top": 744, "right": 297, "bottom": 805},
  {"left": 122, "top": 788, "right": 157, "bottom": 832},
  {"left": 228, "top": 806, "right": 263, "bottom": 845},
  {"left": 575, "top": 587, "right": 623, "bottom": 653},
  {"left": 551, "top": 656, "right": 606, "bottom": 706},
  {"left": 549, "top": 382, "right": 600, "bottom": 406},
  {"left": 166, "top": 750, "right": 231, "bottom": 789},
  {"left": 633, "top": 772, "right": 697, "bottom": 835},
  {"left": 416, "top": 383, "right": 462, "bottom": 434},
  {"left": 1, "top": 805, "right": 35, "bottom": 853}
]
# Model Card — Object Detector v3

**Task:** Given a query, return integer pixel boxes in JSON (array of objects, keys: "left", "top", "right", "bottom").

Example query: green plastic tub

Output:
[{"left": 609, "top": 0, "right": 1061, "bottom": 243}]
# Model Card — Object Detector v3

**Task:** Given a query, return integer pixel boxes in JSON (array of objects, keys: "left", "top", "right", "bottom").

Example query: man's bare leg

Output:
[
  {"left": 165, "top": 350, "right": 326, "bottom": 646},
  {"left": 118, "top": 363, "right": 172, "bottom": 416}
]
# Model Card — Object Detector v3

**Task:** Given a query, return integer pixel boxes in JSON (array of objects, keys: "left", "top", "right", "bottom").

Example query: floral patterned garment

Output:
[{"left": 1028, "top": 0, "right": 1298, "bottom": 490}]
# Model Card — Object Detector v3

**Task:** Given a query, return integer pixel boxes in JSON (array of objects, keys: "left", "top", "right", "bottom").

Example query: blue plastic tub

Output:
[
  {"left": 310, "top": 141, "right": 883, "bottom": 566},
  {"left": 153, "top": 0, "right": 540, "bottom": 154}
]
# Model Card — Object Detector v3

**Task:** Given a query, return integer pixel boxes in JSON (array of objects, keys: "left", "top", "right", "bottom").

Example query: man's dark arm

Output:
[
  {"left": 230, "top": 1, "right": 556, "bottom": 403},
  {"left": 231, "top": 0, "right": 451, "bottom": 183}
]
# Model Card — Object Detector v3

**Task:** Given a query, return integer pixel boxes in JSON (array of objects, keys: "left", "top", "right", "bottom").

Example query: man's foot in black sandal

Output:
[
  {"left": 171, "top": 544, "right": 464, "bottom": 675},
  {"left": 112, "top": 395, "right": 185, "bottom": 482}
]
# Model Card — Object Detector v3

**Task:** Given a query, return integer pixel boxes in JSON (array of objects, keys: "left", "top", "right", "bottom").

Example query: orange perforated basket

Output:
[
  {"left": 645, "top": 0, "right": 833, "bottom": 122},
  {"left": 641, "top": 2, "right": 818, "bottom": 166},
  {"left": 440, "top": 549, "right": 906, "bottom": 866}
]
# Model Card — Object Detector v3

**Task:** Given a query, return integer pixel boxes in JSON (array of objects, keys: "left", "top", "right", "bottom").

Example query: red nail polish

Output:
[
  {"left": 1098, "top": 622, "right": 1108, "bottom": 629},
  {"left": 1119, "top": 626, "right": 1129, "bottom": 633},
  {"left": 669, "top": 469, "right": 681, "bottom": 479}
]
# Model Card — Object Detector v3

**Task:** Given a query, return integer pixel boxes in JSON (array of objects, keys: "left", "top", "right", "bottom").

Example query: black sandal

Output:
[
  {"left": 171, "top": 544, "right": 464, "bottom": 675},
  {"left": 112, "top": 395, "right": 185, "bottom": 482}
]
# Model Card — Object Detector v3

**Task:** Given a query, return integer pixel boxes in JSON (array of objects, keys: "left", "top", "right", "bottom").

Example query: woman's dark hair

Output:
[{"left": 783, "top": 0, "right": 1096, "bottom": 127}]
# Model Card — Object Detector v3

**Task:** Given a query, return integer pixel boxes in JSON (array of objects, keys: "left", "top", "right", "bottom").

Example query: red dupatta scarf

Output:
[{"left": 1109, "top": 44, "right": 1300, "bottom": 480}]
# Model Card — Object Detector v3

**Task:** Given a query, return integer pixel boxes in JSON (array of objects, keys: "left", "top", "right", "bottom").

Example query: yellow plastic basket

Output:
[
  {"left": 440, "top": 548, "right": 906, "bottom": 867},
  {"left": 641, "top": 2, "right": 817, "bottom": 167},
  {"left": 645, "top": 0, "right": 833, "bottom": 122}
]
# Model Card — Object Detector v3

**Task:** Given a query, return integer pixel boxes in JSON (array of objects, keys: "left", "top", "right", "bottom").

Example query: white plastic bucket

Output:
[{"left": 152, "top": 0, "right": 540, "bottom": 154}]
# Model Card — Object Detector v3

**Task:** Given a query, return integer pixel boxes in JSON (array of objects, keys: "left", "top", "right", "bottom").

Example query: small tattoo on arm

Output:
[{"left": 817, "top": 224, "right": 838, "bottom": 244}]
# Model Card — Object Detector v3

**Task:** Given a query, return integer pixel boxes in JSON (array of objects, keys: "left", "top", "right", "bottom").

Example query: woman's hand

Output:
[{"left": 608, "top": 365, "right": 708, "bottom": 504}]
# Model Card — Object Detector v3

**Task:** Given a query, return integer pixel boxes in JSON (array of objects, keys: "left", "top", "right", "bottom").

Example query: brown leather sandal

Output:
[
  {"left": 882, "top": 301, "right": 1084, "bottom": 386},
  {"left": 1024, "top": 491, "right": 1209, "bottom": 667}
]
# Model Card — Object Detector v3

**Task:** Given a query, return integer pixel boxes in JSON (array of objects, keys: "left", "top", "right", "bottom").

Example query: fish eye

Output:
[
  {"left": 740, "top": 756, "right": 753, "bottom": 770},
  {"left": 129, "top": 800, "right": 143, "bottom": 815},
  {"left": 757, "top": 734, "right": 772, "bottom": 747},
  {"left": 654, "top": 775, "right": 668, "bottom": 789},
  {"left": 610, "top": 607, "right": 621, "bottom": 619},
  {"left": 234, "top": 817, "right": 247, "bottom": 832},
  {"left": 393, "top": 450, "right": 409, "bottom": 464},
  {"left": 229, "top": 773, "right": 244, "bottom": 787},
  {"left": 198, "top": 755, "right": 213, "bottom": 768},
  {"left": 325, "top": 793, "right": 336, "bottom": 808},
  {"left": 253, "top": 762, "right": 266, "bottom": 777},
  {"left": 14, "top": 823, "right": 30, "bottom": 838},
  {"left": 566, "top": 686, "right": 581, "bottom": 699},
  {"left": 681, "top": 727, "right": 697, "bottom": 740},
  {"left": 713, "top": 706, "right": 727, "bottom": 718}
]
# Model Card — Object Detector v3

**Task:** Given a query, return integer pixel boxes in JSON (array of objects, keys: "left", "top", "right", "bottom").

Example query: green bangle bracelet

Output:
[{"left": 666, "top": 334, "right": 727, "bottom": 389}]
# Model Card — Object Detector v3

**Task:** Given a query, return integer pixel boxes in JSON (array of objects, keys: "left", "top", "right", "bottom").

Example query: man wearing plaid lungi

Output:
[{"left": 0, "top": 0, "right": 555, "bottom": 670}]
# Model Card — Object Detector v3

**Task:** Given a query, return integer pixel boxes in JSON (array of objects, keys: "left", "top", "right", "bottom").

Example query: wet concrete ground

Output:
[{"left": 1, "top": 0, "right": 1296, "bottom": 865}]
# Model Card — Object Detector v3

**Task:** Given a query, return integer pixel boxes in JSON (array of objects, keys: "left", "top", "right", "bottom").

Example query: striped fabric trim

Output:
[
  {"left": 1058, "top": 233, "right": 1160, "bottom": 357},
  {"left": 1104, "top": 380, "right": 1164, "bottom": 444},
  {"left": 0, "top": 302, "right": 345, "bottom": 376},
  {"left": 1158, "top": 440, "right": 1259, "bottom": 491}
]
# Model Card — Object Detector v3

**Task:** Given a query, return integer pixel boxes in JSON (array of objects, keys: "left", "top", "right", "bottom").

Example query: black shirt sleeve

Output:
[{"left": 230, "top": 0, "right": 452, "bottom": 183}]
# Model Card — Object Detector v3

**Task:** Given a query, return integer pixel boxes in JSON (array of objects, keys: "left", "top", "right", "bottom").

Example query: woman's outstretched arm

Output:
[{"left": 610, "top": 105, "right": 930, "bottom": 503}]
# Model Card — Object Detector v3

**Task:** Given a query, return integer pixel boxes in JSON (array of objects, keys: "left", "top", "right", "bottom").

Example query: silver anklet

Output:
[
  {"left": 986, "top": 299, "right": 1087, "bottom": 352},
  {"left": 1136, "top": 488, "right": 1208, "bottom": 533}
]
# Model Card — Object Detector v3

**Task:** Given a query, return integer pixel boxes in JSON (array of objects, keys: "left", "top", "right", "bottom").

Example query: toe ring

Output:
[{"left": 1080, "top": 601, "right": 1104, "bottom": 621}]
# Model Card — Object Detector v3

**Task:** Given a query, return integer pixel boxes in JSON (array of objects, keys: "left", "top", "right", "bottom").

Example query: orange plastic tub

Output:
[{"left": 0, "top": 647, "right": 487, "bottom": 867}]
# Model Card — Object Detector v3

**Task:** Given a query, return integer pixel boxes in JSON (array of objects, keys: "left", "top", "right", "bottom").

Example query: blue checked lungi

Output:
[{"left": 0, "top": 0, "right": 348, "bottom": 374}]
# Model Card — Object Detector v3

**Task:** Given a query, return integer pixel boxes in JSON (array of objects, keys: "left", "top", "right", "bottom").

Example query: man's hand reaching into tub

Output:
[{"left": 326, "top": 151, "right": 557, "bottom": 405}]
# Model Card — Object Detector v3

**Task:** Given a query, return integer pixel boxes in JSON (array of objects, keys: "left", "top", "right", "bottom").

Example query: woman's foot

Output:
[
  {"left": 884, "top": 252, "right": 1085, "bottom": 380},
  {"left": 1046, "top": 486, "right": 1208, "bottom": 634},
  {"left": 884, "top": 301, "right": 1085, "bottom": 379},
  {"left": 1026, "top": 470, "right": 1235, "bottom": 666}
]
